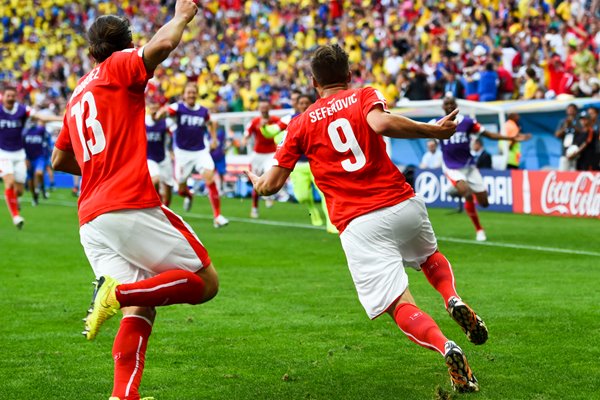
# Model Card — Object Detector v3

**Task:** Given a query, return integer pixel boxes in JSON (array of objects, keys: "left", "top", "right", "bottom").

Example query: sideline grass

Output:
[{"left": 1, "top": 188, "right": 598, "bottom": 399}]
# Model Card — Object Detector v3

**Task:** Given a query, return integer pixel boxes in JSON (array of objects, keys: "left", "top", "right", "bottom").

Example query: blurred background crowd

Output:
[{"left": 1, "top": 0, "right": 600, "bottom": 112}]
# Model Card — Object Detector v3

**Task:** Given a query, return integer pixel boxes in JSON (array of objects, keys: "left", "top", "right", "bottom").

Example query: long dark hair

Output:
[{"left": 87, "top": 15, "right": 133, "bottom": 63}]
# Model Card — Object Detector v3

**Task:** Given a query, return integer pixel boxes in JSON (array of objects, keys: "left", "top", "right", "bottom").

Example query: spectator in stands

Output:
[
  {"left": 522, "top": 68, "right": 540, "bottom": 100},
  {"left": 556, "top": 103, "right": 581, "bottom": 171},
  {"left": 443, "top": 71, "right": 465, "bottom": 99},
  {"left": 419, "top": 140, "right": 443, "bottom": 169},
  {"left": 478, "top": 63, "right": 499, "bottom": 102},
  {"left": 404, "top": 70, "right": 432, "bottom": 101},
  {"left": 471, "top": 138, "right": 492, "bottom": 170}
]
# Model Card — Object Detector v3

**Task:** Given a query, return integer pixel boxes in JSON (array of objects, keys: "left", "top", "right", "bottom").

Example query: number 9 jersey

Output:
[
  {"left": 55, "top": 48, "right": 162, "bottom": 226},
  {"left": 274, "top": 87, "right": 415, "bottom": 233}
]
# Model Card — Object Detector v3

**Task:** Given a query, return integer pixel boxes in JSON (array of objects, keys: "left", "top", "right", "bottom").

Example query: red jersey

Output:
[
  {"left": 275, "top": 87, "right": 414, "bottom": 233},
  {"left": 245, "top": 115, "right": 283, "bottom": 154},
  {"left": 55, "top": 48, "right": 161, "bottom": 225}
]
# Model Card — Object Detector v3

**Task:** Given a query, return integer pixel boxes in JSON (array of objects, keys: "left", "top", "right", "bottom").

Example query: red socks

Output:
[
  {"left": 112, "top": 315, "right": 153, "bottom": 400},
  {"left": 421, "top": 251, "right": 459, "bottom": 307},
  {"left": 115, "top": 270, "right": 205, "bottom": 307},
  {"left": 252, "top": 189, "right": 259, "bottom": 209},
  {"left": 4, "top": 188, "right": 19, "bottom": 218},
  {"left": 207, "top": 181, "right": 221, "bottom": 218},
  {"left": 465, "top": 195, "right": 483, "bottom": 232},
  {"left": 178, "top": 187, "right": 191, "bottom": 198},
  {"left": 393, "top": 303, "right": 447, "bottom": 354}
]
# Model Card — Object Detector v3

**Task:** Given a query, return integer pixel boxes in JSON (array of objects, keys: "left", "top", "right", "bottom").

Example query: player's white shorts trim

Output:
[
  {"left": 0, "top": 149, "right": 26, "bottom": 183},
  {"left": 340, "top": 195, "right": 437, "bottom": 319},
  {"left": 250, "top": 152, "right": 276, "bottom": 176},
  {"left": 147, "top": 158, "right": 174, "bottom": 186},
  {"left": 173, "top": 147, "right": 215, "bottom": 184},
  {"left": 80, "top": 206, "right": 211, "bottom": 284},
  {"left": 443, "top": 164, "right": 486, "bottom": 193}
]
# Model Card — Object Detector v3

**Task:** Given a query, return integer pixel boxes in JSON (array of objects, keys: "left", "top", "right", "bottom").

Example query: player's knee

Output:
[
  {"left": 475, "top": 193, "right": 489, "bottom": 207},
  {"left": 195, "top": 264, "right": 219, "bottom": 303}
]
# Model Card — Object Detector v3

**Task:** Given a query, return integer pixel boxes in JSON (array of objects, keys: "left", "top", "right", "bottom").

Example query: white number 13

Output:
[
  {"left": 70, "top": 92, "right": 106, "bottom": 162},
  {"left": 327, "top": 118, "right": 366, "bottom": 172}
]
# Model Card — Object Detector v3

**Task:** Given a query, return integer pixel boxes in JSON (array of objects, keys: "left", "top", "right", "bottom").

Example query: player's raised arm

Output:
[
  {"left": 142, "top": 0, "right": 198, "bottom": 73},
  {"left": 366, "top": 107, "right": 459, "bottom": 140}
]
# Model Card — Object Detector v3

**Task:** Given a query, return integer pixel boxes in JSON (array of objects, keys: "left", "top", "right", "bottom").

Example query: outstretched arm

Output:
[
  {"left": 245, "top": 166, "right": 292, "bottom": 196},
  {"left": 142, "top": 0, "right": 198, "bottom": 73},
  {"left": 482, "top": 130, "right": 531, "bottom": 142},
  {"left": 366, "top": 107, "right": 459, "bottom": 139}
]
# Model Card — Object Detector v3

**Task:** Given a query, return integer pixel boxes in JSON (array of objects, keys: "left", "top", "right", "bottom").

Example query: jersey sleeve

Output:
[
  {"left": 54, "top": 113, "right": 73, "bottom": 153},
  {"left": 273, "top": 118, "right": 303, "bottom": 169},
  {"left": 106, "top": 48, "right": 152, "bottom": 89},
  {"left": 244, "top": 119, "right": 255, "bottom": 138},
  {"left": 361, "top": 87, "right": 389, "bottom": 118},
  {"left": 469, "top": 118, "right": 486, "bottom": 134}
]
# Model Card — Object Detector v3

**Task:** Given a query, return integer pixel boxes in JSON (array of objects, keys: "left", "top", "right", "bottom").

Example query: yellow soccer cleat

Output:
[{"left": 83, "top": 275, "right": 121, "bottom": 340}]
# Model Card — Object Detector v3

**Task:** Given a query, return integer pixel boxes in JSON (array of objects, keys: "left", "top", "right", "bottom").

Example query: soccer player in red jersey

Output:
[
  {"left": 247, "top": 45, "right": 488, "bottom": 393},
  {"left": 51, "top": 2, "right": 218, "bottom": 399},
  {"left": 242, "top": 99, "right": 286, "bottom": 218}
]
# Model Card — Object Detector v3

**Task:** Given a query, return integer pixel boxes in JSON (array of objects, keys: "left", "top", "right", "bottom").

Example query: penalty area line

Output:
[{"left": 44, "top": 199, "right": 600, "bottom": 257}]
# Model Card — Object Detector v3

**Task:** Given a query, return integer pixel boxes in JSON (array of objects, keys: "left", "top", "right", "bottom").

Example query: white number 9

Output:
[{"left": 327, "top": 118, "right": 366, "bottom": 172}]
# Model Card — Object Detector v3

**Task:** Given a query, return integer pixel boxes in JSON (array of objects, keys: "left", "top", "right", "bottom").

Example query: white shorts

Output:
[
  {"left": 340, "top": 196, "right": 437, "bottom": 319},
  {"left": 173, "top": 147, "right": 215, "bottom": 184},
  {"left": 250, "top": 152, "right": 276, "bottom": 176},
  {"left": 147, "top": 158, "right": 174, "bottom": 186},
  {"left": 80, "top": 206, "right": 211, "bottom": 284},
  {"left": 443, "top": 164, "right": 486, "bottom": 193},
  {"left": 0, "top": 149, "right": 27, "bottom": 183}
]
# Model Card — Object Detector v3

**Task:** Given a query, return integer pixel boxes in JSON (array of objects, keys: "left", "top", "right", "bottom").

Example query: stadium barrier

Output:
[{"left": 414, "top": 168, "right": 600, "bottom": 218}]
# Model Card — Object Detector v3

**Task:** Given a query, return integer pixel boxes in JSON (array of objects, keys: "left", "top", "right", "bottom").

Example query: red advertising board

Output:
[{"left": 512, "top": 170, "right": 600, "bottom": 218}]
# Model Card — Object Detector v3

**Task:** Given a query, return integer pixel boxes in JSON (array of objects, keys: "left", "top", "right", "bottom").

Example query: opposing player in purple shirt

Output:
[
  {"left": 0, "top": 86, "right": 60, "bottom": 229},
  {"left": 23, "top": 123, "right": 50, "bottom": 206},
  {"left": 167, "top": 82, "right": 228, "bottom": 228},
  {"left": 146, "top": 101, "right": 174, "bottom": 207},
  {"left": 436, "top": 96, "right": 529, "bottom": 241}
]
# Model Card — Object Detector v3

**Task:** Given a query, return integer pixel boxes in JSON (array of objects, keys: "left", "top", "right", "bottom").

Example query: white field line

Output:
[{"left": 45, "top": 199, "right": 600, "bottom": 257}]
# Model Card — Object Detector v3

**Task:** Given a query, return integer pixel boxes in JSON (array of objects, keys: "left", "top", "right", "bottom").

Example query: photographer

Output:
[{"left": 555, "top": 103, "right": 580, "bottom": 171}]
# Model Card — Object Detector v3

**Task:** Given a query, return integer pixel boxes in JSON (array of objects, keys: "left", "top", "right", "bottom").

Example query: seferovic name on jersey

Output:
[{"left": 309, "top": 93, "right": 358, "bottom": 123}]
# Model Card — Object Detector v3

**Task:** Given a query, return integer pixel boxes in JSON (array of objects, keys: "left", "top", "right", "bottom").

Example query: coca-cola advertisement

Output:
[{"left": 512, "top": 170, "right": 600, "bottom": 218}]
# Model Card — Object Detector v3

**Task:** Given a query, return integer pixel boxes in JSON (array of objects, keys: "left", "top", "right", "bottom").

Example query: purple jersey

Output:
[
  {"left": 437, "top": 114, "right": 485, "bottom": 169},
  {"left": 23, "top": 125, "right": 47, "bottom": 159},
  {"left": 0, "top": 103, "right": 28, "bottom": 151},
  {"left": 146, "top": 116, "right": 168, "bottom": 162},
  {"left": 168, "top": 102, "right": 210, "bottom": 151},
  {"left": 210, "top": 128, "right": 226, "bottom": 162}
]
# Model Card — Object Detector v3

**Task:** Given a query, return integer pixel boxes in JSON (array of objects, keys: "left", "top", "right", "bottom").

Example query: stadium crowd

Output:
[{"left": 1, "top": 0, "right": 600, "bottom": 111}]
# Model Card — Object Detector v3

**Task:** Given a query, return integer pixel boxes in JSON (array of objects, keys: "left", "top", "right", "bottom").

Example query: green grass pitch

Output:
[{"left": 1, "top": 187, "right": 599, "bottom": 399}]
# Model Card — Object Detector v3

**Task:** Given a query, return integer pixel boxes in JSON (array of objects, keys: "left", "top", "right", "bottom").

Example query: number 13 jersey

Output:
[
  {"left": 274, "top": 87, "right": 414, "bottom": 233},
  {"left": 55, "top": 48, "right": 161, "bottom": 226}
]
